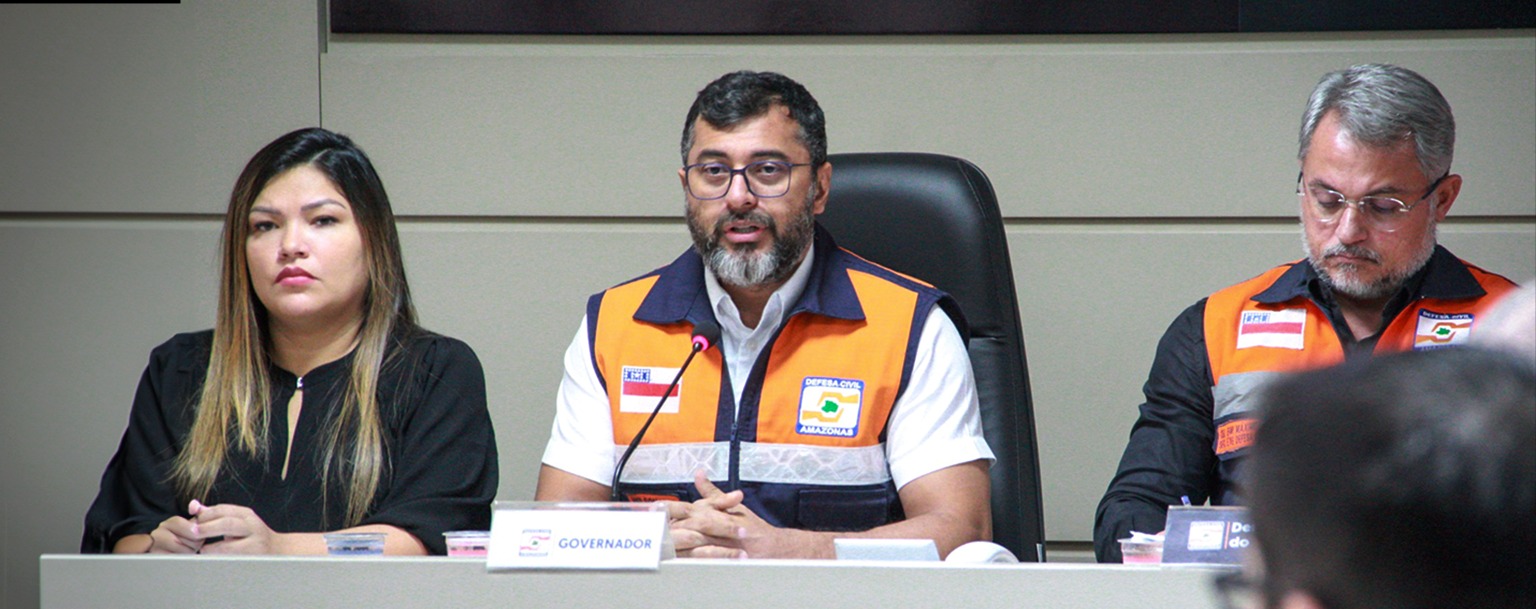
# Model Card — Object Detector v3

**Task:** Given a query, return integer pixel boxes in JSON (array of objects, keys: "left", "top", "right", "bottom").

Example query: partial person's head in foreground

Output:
[
  {"left": 1240, "top": 347, "right": 1535, "bottom": 609},
  {"left": 1295, "top": 64, "right": 1459, "bottom": 303},
  {"left": 678, "top": 70, "right": 832, "bottom": 289},
  {"left": 1472, "top": 281, "right": 1536, "bottom": 371}
]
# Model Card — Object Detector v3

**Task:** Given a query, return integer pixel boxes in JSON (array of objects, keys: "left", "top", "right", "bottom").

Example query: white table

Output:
[{"left": 40, "top": 554, "right": 1227, "bottom": 609}]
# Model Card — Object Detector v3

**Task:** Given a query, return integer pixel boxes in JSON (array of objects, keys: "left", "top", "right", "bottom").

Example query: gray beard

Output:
[
  {"left": 688, "top": 200, "right": 816, "bottom": 289},
  {"left": 1303, "top": 226, "right": 1438, "bottom": 301},
  {"left": 706, "top": 241, "right": 792, "bottom": 287}
]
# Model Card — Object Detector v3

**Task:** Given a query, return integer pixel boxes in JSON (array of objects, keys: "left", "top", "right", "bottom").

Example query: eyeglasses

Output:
[
  {"left": 1296, "top": 171, "right": 1448, "bottom": 233},
  {"left": 1211, "top": 570, "right": 1264, "bottom": 609},
  {"left": 683, "top": 160, "right": 812, "bottom": 200}
]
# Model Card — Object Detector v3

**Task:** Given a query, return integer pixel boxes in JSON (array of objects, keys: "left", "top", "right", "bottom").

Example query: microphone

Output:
[{"left": 610, "top": 319, "right": 721, "bottom": 501}]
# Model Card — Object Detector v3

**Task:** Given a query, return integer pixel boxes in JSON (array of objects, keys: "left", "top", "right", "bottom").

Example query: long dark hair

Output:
[{"left": 173, "top": 127, "right": 417, "bottom": 526}]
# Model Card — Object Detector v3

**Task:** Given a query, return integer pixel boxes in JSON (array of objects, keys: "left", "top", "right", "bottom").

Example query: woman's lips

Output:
[{"left": 276, "top": 267, "right": 315, "bottom": 286}]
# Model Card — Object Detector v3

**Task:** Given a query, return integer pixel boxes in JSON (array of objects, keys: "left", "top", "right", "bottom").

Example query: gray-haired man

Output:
[{"left": 1094, "top": 63, "right": 1518, "bottom": 562}]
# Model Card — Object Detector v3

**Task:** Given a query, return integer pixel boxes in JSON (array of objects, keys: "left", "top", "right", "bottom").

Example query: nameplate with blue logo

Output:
[
  {"left": 486, "top": 501, "right": 670, "bottom": 571},
  {"left": 1160, "top": 505, "right": 1252, "bottom": 566}
]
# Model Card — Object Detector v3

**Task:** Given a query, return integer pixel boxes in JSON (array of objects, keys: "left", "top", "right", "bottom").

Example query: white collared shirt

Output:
[{"left": 702, "top": 244, "right": 817, "bottom": 410}]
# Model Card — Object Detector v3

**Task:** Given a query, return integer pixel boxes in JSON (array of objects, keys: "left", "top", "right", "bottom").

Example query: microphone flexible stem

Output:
[{"left": 610, "top": 343, "right": 703, "bottom": 501}]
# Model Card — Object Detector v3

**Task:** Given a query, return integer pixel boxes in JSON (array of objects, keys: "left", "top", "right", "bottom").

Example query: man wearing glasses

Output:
[
  {"left": 1094, "top": 63, "right": 1518, "bottom": 562},
  {"left": 536, "top": 71, "right": 994, "bottom": 559}
]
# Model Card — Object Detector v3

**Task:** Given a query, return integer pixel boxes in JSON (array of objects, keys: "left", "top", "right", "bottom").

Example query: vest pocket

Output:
[{"left": 796, "top": 487, "right": 896, "bottom": 531}]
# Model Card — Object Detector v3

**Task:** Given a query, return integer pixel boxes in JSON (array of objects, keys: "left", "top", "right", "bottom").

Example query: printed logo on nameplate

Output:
[
  {"left": 519, "top": 529, "right": 551, "bottom": 557},
  {"left": 1236, "top": 309, "right": 1306, "bottom": 350},
  {"left": 797, "top": 377, "right": 863, "bottom": 438},
  {"left": 1414, "top": 310, "right": 1473, "bottom": 350},
  {"left": 619, "top": 366, "right": 681, "bottom": 413},
  {"left": 1186, "top": 521, "right": 1226, "bottom": 551}
]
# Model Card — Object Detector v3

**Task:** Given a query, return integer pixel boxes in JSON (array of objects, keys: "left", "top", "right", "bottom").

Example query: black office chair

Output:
[{"left": 818, "top": 152, "right": 1046, "bottom": 562}]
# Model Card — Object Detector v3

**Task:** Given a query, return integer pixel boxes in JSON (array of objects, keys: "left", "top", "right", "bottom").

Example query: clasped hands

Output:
[
  {"left": 663, "top": 471, "right": 817, "bottom": 559},
  {"left": 146, "top": 499, "right": 286, "bottom": 554}
]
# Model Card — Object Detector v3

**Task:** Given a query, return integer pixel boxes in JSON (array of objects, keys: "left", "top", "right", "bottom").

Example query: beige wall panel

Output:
[
  {"left": 396, "top": 221, "right": 691, "bottom": 503},
  {"left": 1017, "top": 221, "right": 1536, "bottom": 541},
  {"left": 0, "top": 221, "right": 220, "bottom": 609},
  {"left": 0, "top": 0, "right": 319, "bottom": 214},
  {"left": 321, "top": 33, "right": 1534, "bottom": 219}
]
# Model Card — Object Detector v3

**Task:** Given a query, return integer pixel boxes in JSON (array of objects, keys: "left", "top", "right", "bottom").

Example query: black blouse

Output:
[{"left": 81, "top": 329, "right": 498, "bottom": 555}]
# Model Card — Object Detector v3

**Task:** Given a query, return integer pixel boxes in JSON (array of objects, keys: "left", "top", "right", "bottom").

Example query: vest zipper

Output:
[
  {"left": 726, "top": 308, "right": 803, "bottom": 494},
  {"left": 728, "top": 421, "right": 740, "bottom": 492}
]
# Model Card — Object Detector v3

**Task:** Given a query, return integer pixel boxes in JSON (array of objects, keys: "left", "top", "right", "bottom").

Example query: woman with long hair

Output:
[{"left": 82, "top": 127, "right": 498, "bottom": 555}]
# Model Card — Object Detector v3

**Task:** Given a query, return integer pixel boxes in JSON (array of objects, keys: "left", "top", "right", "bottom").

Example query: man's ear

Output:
[
  {"left": 811, "top": 162, "right": 832, "bottom": 215},
  {"left": 1431, "top": 173, "right": 1461, "bottom": 222}
]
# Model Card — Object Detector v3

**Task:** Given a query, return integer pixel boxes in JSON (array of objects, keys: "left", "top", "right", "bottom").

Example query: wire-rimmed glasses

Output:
[{"left": 1296, "top": 171, "right": 1448, "bottom": 233}]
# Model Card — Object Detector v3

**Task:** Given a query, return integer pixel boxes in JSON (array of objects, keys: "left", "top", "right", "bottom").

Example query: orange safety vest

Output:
[
  {"left": 586, "top": 231, "right": 959, "bottom": 530},
  {"left": 1204, "top": 254, "right": 1515, "bottom": 459}
]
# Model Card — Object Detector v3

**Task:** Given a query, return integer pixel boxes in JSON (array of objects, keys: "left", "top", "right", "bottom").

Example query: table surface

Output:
[{"left": 41, "top": 554, "right": 1227, "bottom": 609}]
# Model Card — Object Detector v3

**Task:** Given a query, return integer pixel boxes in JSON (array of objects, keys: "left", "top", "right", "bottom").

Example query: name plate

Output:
[
  {"left": 1160, "top": 506, "right": 1252, "bottom": 565},
  {"left": 486, "top": 501, "right": 668, "bottom": 571}
]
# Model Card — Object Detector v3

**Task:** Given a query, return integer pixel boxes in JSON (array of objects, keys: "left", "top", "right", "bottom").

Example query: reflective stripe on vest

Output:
[{"left": 604, "top": 441, "right": 890, "bottom": 486}]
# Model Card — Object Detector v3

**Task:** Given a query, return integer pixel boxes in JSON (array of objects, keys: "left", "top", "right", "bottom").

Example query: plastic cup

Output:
[
  {"left": 1120, "top": 539, "right": 1164, "bottom": 564},
  {"left": 324, "top": 532, "right": 386, "bottom": 556},
  {"left": 443, "top": 530, "right": 491, "bottom": 557}
]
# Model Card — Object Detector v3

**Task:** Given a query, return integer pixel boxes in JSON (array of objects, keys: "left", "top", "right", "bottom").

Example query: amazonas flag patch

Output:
[
  {"left": 1414, "top": 310, "right": 1473, "bottom": 350},
  {"left": 1236, "top": 309, "right": 1306, "bottom": 350},
  {"left": 796, "top": 377, "right": 864, "bottom": 438},
  {"left": 619, "top": 366, "right": 682, "bottom": 413}
]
